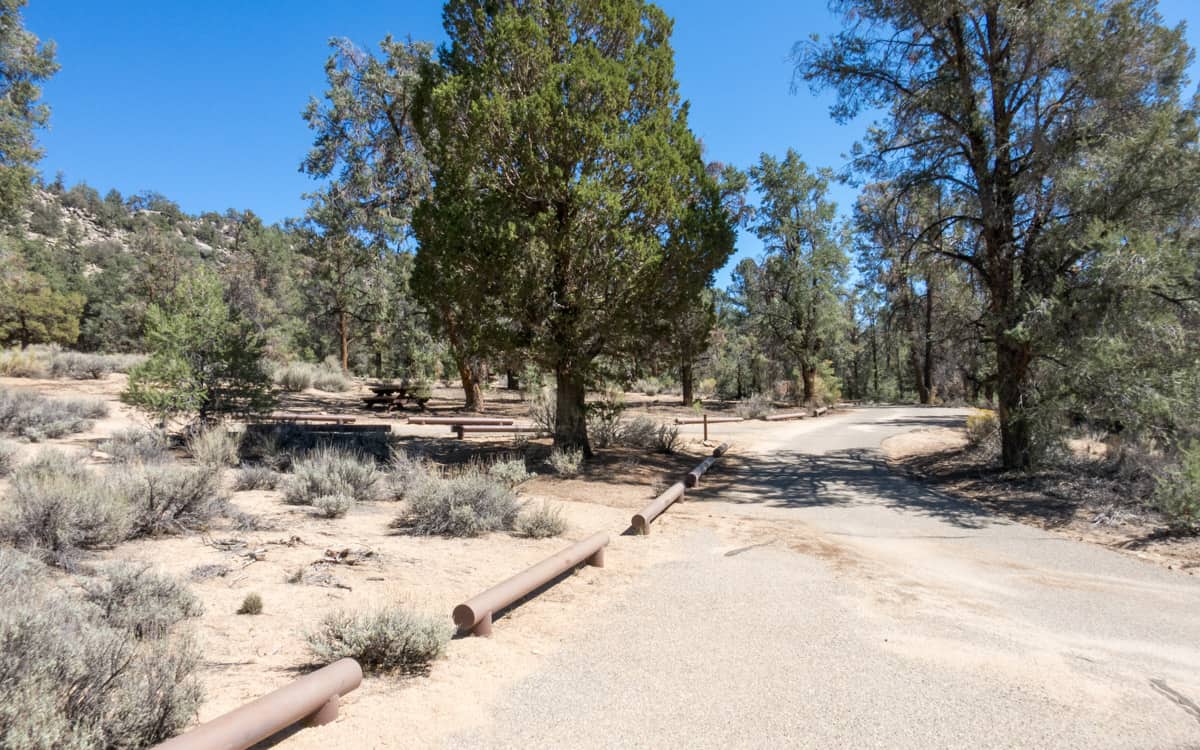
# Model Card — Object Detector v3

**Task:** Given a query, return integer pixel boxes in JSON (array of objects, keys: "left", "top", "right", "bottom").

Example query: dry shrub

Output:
[
  {"left": 283, "top": 447, "right": 380, "bottom": 507},
  {"left": 274, "top": 361, "right": 352, "bottom": 393},
  {"left": 548, "top": 447, "right": 583, "bottom": 476},
  {"left": 233, "top": 465, "right": 279, "bottom": 491},
  {"left": 619, "top": 416, "right": 679, "bottom": 453},
  {"left": 394, "top": 465, "right": 520, "bottom": 537},
  {"left": 237, "top": 592, "right": 263, "bottom": 615},
  {"left": 314, "top": 492, "right": 354, "bottom": 519},
  {"left": 186, "top": 425, "right": 239, "bottom": 468},
  {"left": 80, "top": 563, "right": 203, "bottom": 640},
  {"left": 274, "top": 362, "right": 314, "bottom": 391},
  {"left": 0, "top": 451, "right": 131, "bottom": 564},
  {"left": 0, "top": 438, "right": 17, "bottom": 476},
  {"left": 488, "top": 455, "right": 530, "bottom": 487},
  {"left": 0, "top": 347, "right": 48, "bottom": 378},
  {"left": 0, "top": 548, "right": 202, "bottom": 749},
  {"left": 0, "top": 387, "right": 108, "bottom": 440},
  {"left": 119, "top": 464, "right": 227, "bottom": 537},
  {"left": 1156, "top": 440, "right": 1200, "bottom": 533},
  {"left": 306, "top": 606, "right": 452, "bottom": 673},
  {"left": 385, "top": 449, "right": 434, "bottom": 500},
  {"left": 735, "top": 393, "right": 775, "bottom": 419},
  {"left": 966, "top": 409, "right": 999, "bottom": 445},
  {"left": 515, "top": 500, "right": 567, "bottom": 538},
  {"left": 99, "top": 427, "right": 171, "bottom": 464}
]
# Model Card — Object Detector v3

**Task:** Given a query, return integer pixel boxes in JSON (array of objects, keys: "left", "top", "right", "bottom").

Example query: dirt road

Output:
[{"left": 449, "top": 406, "right": 1200, "bottom": 748}]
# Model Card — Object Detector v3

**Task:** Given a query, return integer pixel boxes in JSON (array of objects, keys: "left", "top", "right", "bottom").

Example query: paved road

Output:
[{"left": 453, "top": 407, "right": 1200, "bottom": 749}]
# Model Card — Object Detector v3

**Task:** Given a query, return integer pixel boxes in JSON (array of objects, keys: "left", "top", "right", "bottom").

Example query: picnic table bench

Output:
[{"left": 360, "top": 382, "right": 431, "bottom": 412}]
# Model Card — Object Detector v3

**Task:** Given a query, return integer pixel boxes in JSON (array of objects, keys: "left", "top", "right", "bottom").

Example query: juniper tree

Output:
[
  {"left": 417, "top": 0, "right": 735, "bottom": 453},
  {"left": 0, "top": 0, "right": 57, "bottom": 226}
]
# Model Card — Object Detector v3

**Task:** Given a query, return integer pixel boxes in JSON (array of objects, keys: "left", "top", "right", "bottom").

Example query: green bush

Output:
[
  {"left": 586, "top": 392, "right": 626, "bottom": 448},
  {"left": 548, "top": 447, "right": 583, "bottom": 476},
  {"left": 632, "top": 376, "right": 665, "bottom": 396},
  {"left": 1155, "top": 441, "right": 1200, "bottom": 532},
  {"left": 306, "top": 606, "right": 452, "bottom": 673},
  {"left": 186, "top": 425, "right": 239, "bottom": 468},
  {"left": 237, "top": 592, "right": 263, "bottom": 615},
  {"left": 395, "top": 466, "right": 520, "bottom": 537},
  {"left": 283, "top": 447, "right": 380, "bottom": 507},
  {"left": 98, "top": 427, "right": 171, "bottom": 464},
  {"left": 0, "top": 451, "right": 131, "bottom": 564},
  {"left": 0, "top": 387, "right": 108, "bottom": 440},
  {"left": 0, "top": 549, "right": 202, "bottom": 749},
  {"left": 119, "top": 464, "right": 226, "bottom": 537},
  {"left": 515, "top": 500, "right": 567, "bottom": 538},
  {"left": 81, "top": 563, "right": 203, "bottom": 640}
]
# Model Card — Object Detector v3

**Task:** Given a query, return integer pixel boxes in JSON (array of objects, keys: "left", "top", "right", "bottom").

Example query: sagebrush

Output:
[
  {"left": 515, "top": 500, "right": 567, "bottom": 538},
  {"left": 395, "top": 466, "right": 520, "bottom": 537},
  {"left": 283, "top": 447, "right": 380, "bottom": 509},
  {"left": 306, "top": 606, "right": 452, "bottom": 673},
  {"left": 0, "top": 387, "right": 108, "bottom": 440}
]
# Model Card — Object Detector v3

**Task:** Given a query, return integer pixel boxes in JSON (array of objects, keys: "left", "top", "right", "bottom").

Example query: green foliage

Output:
[
  {"left": 0, "top": 269, "right": 84, "bottom": 348},
  {"left": 0, "top": 0, "right": 58, "bottom": 225},
  {"left": 283, "top": 447, "right": 380, "bottom": 507},
  {"left": 414, "top": 0, "right": 737, "bottom": 452},
  {"left": 1155, "top": 442, "right": 1200, "bottom": 533},
  {"left": 306, "top": 606, "right": 451, "bottom": 674},
  {"left": 237, "top": 592, "right": 263, "bottom": 615},
  {"left": 515, "top": 500, "right": 567, "bottom": 539},
  {"left": 123, "top": 268, "right": 275, "bottom": 423},
  {"left": 586, "top": 392, "right": 626, "bottom": 449},
  {"left": 394, "top": 465, "right": 520, "bottom": 537},
  {"left": 0, "top": 549, "right": 202, "bottom": 749}
]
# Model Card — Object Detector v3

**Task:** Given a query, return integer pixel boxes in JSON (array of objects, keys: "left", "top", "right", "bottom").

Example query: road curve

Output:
[{"left": 451, "top": 406, "right": 1200, "bottom": 749}]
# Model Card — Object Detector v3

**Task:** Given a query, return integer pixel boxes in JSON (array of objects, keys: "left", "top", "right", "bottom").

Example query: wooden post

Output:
[{"left": 703, "top": 413, "right": 708, "bottom": 442}]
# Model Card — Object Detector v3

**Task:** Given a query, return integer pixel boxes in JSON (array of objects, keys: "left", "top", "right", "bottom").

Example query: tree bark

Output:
[
  {"left": 457, "top": 360, "right": 483, "bottom": 412},
  {"left": 338, "top": 309, "right": 350, "bottom": 371},
  {"left": 554, "top": 363, "right": 591, "bottom": 457},
  {"left": 680, "top": 361, "right": 694, "bottom": 405},
  {"left": 922, "top": 279, "right": 935, "bottom": 404},
  {"left": 506, "top": 370, "right": 520, "bottom": 390},
  {"left": 801, "top": 366, "right": 816, "bottom": 406},
  {"left": 996, "top": 334, "right": 1033, "bottom": 469}
]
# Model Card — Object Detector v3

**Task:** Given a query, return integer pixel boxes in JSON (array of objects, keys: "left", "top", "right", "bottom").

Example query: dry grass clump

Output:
[
  {"left": 619, "top": 416, "right": 679, "bottom": 453},
  {"left": 548, "top": 447, "right": 583, "bottom": 476},
  {"left": 0, "top": 387, "right": 108, "bottom": 440},
  {"left": 0, "top": 438, "right": 17, "bottom": 476},
  {"left": 0, "top": 347, "right": 145, "bottom": 380},
  {"left": 119, "top": 464, "right": 227, "bottom": 537},
  {"left": 233, "top": 464, "right": 280, "bottom": 491},
  {"left": 0, "top": 548, "right": 202, "bottom": 749},
  {"left": 515, "top": 500, "right": 567, "bottom": 538},
  {"left": 186, "top": 425, "right": 239, "bottom": 468},
  {"left": 283, "top": 447, "right": 380, "bottom": 510},
  {"left": 0, "top": 347, "right": 47, "bottom": 377},
  {"left": 735, "top": 393, "right": 775, "bottom": 419},
  {"left": 0, "top": 451, "right": 131, "bottom": 564},
  {"left": 306, "top": 606, "right": 452, "bottom": 673},
  {"left": 274, "top": 360, "right": 353, "bottom": 393},
  {"left": 237, "top": 592, "right": 264, "bottom": 615},
  {"left": 394, "top": 465, "right": 520, "bottom": 537},
  {"left": 966, "top": 409, "right": 1000, "bottom": 445},
  {"left": 99, "top": 427, "right": 171, "bottom": 464}
]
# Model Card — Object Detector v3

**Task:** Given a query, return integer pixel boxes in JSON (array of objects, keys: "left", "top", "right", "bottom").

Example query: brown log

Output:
[{"left": 631, "top": 482, "right": 686, "bottom": 535}]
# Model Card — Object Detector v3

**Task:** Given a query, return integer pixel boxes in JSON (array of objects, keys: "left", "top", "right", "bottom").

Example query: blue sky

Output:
[{"left": 25, "top": 1, "right": 1200, "bottom": 288}]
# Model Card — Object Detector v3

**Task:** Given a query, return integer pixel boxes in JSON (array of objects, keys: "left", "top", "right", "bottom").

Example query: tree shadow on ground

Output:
[{"left": 687, "top": 447, "right": 1003, "bottom": 530}]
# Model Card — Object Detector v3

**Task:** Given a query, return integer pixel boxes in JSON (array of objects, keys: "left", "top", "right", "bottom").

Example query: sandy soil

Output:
[
  {"left": 882, "top": 426, "right": 1200, "bottom": 574},
  {"left": 0, "top": 373, "right": 723, "bottom": 748}
]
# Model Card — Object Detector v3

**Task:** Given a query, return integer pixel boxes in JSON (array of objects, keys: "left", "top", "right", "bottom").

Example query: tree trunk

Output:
[
  {"left": 680, "top": 361, "right": 694, "bottom": 405},
  {"left": 996, "top": 335, "right": 1033, "bottom": 469},
  {"left": 554, "top": 364, "right": 591, "bottom": 456},
  {"left": 506, "top": 370, "right": 520, "bottom": 390},
  {"left": 338, "top": 309, "right": 350, "bottom": 371},
  {"left": 909, "top": 346, "right": 930, "bottom": 405},
  {"left": 457, "top": 359, "right": 483, "bottom": 411},
  {"left": 373, "top": 351, "right": 383, "bottom": 380},
  {"left": 801, "top": 366, "right": 816, "bottom": 406},
  {"left": 922, "top": 280, "right": 935, "bottom": 404}
]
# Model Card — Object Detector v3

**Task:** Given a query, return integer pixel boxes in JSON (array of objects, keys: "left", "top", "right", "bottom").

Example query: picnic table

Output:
[{"left": 360, "top": 382, "right": 431, "bottom": 412}]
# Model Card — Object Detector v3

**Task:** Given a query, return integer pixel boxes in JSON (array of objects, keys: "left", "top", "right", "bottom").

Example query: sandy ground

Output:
[
  {"left": 0, "top": 373, "right": 725, "bottom": 748},
  {"left": 882, "top": 425, "right": 1200, "bottom": 573}
]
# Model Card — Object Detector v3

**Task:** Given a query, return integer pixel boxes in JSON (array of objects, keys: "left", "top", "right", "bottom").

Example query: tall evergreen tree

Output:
[
  {"left": 799, "top": 0, "right": 1200, "bottom": 467},
  {"left": 417, "top": 0, "right": 735, "bottom": 453},
  {"left": 0, "top": 0, "right": 57, "bottom": 226}
]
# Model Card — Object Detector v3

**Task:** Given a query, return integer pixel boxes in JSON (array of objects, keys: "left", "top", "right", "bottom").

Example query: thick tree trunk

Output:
[
  {"left": 457, "top": 360, "right": 483, "bottom": 411},
  {"left": 910, "top": 346, "right": 930, "bottom": 405},
  {"left": 373, "top": 351, "right": 383, "bottom": 380},
  {"left": 801, "top": 366, "right": 816, "bottom": 406},
  {"left": 506, "top": 370, "right": 520, "bottom": 390},
  {"left": 922, "top": 281, "right": 935, "bottom": 403},
  {"left": 554, "top": 364, "right": 591, "bottom": 456},
  {"left": 680, "top": 361, "right": 694, "bottom": 405},
  {"left": 996, "top": 335, "right": 1033, "bottom": 469}
]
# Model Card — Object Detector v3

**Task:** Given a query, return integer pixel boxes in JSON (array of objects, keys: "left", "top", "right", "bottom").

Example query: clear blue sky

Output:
[{"left": 24, "top": 1, "right": 1200, "bottom": 288}]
